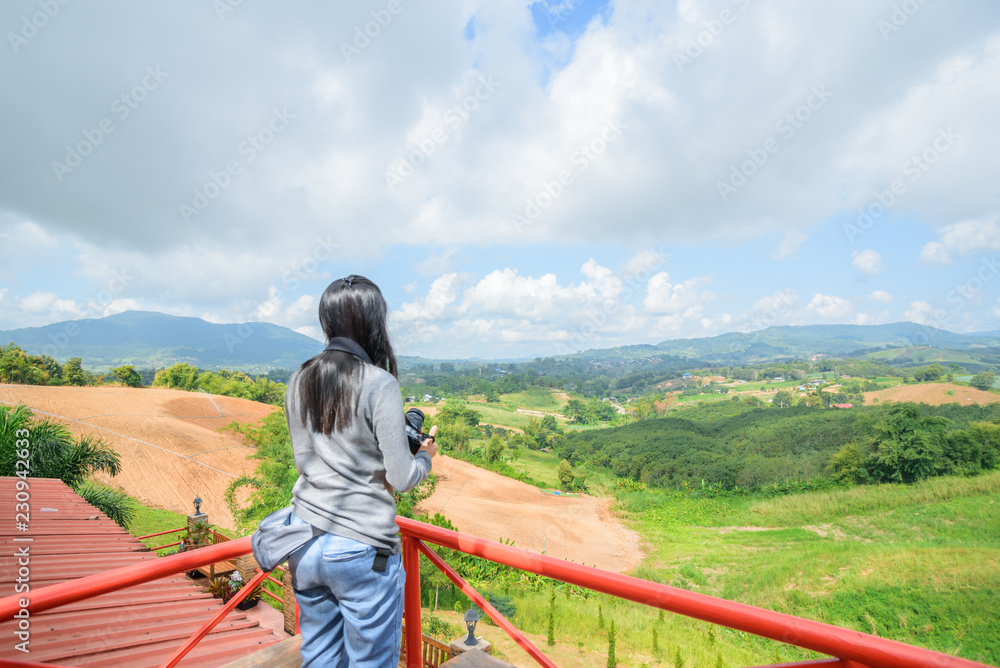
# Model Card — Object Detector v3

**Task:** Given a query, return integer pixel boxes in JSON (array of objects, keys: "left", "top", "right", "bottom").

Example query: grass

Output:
[
  {"left": 471, "top": 402, "right": 572, "bottom": 430},
  {"left": 514, "top": 448, "right": 562, "bottom": 488},
  {"left": 500, "top": 387, "right": 569, "bottom": 412},
  {"left": 129, "top": 497, "right": 192, "bottom": 554},
  {"left": 594, "top": 472, "right": 1000, "bottom": 666}
]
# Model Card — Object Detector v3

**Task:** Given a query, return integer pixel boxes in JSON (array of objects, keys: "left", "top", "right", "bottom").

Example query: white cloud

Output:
[
  {"left": 393, "top": 273, "right": 463, "bottom": 323},
  {"left": 851, "top": 249, "right": 883, "bottom": 275},
  {"left": 919, "top": 215, "right": 1000, "bottom": 264},
  {"left": 919, "top": 241, "right": 951, "bottom": 265},
  {"left": 773, "top": 231, "right": 807, "bottom": 260},
  {"left": 904, "top": 300, "right": 933, "bottom": 325},
  {"left": 806, "top": 293, "right": 853, "bottom": 320},
  {"left": 868, "top": 289, "right": 893, "bottom": 303},
  {"left": 644, "top": 272, "right": 713, "bottom": 315},
  {"left": 620, "top": 248, "right": 669, "bottom": 279}
]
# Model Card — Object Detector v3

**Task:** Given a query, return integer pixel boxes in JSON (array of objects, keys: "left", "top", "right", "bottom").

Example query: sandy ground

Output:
[
  {"left": 414, "top": 454, "right": 643, "bottom": 573},
  {"left": 864, "top": 382, "right": 1000, "bottom": 406},
  {"left": 0, "top": 384, "right": 275, "bottom": 529}
]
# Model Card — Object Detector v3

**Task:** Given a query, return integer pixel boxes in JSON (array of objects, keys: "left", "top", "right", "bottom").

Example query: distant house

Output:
[
  {"left": 773, "top": 376, "right": 785, "bottom": 382},
  {"left": 405, "top": 395, "right": 416, "bottom": 403},
  {"left": 681, "top": 372, "right": 693, "bottom": 378},
  {"left": 797, "top": 386, "right": 806, "bottom": 391},
  {"left": 422, "top": 394, "right": 434, "bottom": 402},
  {"left": 833, "top": 403, "right": 853, "bottom": 409}
]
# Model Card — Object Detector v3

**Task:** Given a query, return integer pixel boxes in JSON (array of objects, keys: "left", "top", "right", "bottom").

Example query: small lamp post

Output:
[
  {"left": 463, "top": 607, "right": 479, "bottom": 646},
  {"left": 193, "top": 495, "right": 203, "bottom": 515}
]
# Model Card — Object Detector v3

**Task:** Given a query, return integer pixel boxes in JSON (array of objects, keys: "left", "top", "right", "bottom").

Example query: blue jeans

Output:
[{"left": 287, "top": 514, "right": 405, "bottom": 667}]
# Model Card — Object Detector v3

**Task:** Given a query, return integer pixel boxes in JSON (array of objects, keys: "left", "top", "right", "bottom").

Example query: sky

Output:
[{"left": 1, "top": 0, "right": 999, "bottom": 360}]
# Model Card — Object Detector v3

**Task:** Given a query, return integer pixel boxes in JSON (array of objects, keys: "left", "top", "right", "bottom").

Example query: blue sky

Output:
[{"left": 1, "top": 1, "right": 998, "bottom": 359}]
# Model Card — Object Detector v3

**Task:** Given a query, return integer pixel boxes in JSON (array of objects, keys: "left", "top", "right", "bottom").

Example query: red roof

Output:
[{"left": 0, "top": 477, "right": 282, "bottom": 667}]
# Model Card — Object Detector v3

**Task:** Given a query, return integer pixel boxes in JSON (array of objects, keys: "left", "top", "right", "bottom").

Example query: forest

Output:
[{"left": 557, "top": 400, "right": 1000, "bottom": 492}]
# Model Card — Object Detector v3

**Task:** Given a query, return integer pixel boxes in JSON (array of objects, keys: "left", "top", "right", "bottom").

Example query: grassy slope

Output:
[{"left": 597, "top": 471, "right": 1000, "bottom": 666}]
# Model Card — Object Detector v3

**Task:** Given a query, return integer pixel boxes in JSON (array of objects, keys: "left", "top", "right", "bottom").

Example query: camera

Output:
[{"left": 404, "top": 408, "right": 432, "bottom": 455}]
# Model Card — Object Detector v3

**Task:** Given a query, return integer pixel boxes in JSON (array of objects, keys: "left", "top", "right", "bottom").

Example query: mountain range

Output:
[
  {"left": 0, "top": 311, "right": 322, "bottom": 371},
  {"left": 2, "top": 312, "right": 998, "bottom": 371}
]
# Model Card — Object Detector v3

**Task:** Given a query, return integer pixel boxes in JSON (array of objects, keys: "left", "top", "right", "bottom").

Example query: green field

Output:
[
  {"left": 514, "top": 448, "right": 562, "bottom": 488},
  {"left": 500, "top": 387, "right": 569, "bottom": 412}
]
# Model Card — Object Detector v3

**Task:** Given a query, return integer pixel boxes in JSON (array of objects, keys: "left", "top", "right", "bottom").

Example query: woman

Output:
[{"left": 286, "top": 275, "right": 437, "bottom": 667}]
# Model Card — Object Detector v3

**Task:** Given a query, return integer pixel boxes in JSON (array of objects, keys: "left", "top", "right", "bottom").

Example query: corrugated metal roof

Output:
[{"left": 0, "top": 477, "right": 282, "bottom": 667}]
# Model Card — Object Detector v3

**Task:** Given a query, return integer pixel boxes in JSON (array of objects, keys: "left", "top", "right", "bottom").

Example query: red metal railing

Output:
[
  {"left": 1, "top": 521, "right": 992, "bottom": 668},
  {"left": 137, "top": 526, "right": 187, "bottom": 551},
  {"left": 397, "top": 517, "right": 987, "bottom": 668}
]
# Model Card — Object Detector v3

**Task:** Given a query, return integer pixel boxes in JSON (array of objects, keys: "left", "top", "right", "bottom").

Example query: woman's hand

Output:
[{"left": 418, "top": 425, "right": 439, "bottom": 459}]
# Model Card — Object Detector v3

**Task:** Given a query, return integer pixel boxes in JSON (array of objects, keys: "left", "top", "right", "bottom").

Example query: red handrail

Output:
[
  {"left": 0, "top": 521, "right": 991, "bottom": 668},
  {"left": 0, "top": 538, "right": 252, "bottom": 619},
  {"left": 395, "top": 517, "right": 988, "bottom": 668},
  {"left": 137, "top": 526, "right": 187, "bottom": 540},
  {"left": 159, "top": 568, "right": 271, "bottom": 668},
  {"left": 414, "top": 538, "right": 556, "bottom": 668}
]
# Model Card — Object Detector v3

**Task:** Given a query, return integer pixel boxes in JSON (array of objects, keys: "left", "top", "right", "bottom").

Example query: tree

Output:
[
  {"left": 0, "top": 404, "right": 131, "bottom": 527},
  {"left": 773, "top": 391, "right": 792, "bottom": 408},
  {"left": 826, "top": 442, "right": 867, "bottom": 483},
  {"left": 970, "top": 372, "right": 996, "bottom": 391},
  {"left": 557, "top": 459, "right": 585, "bottom": 491},
  {"left": 866, "top": 404, "right": 947, "bottom": 484},
  {"left": 63, "top": 358, "right": 92, "bottom": 386},
  {"left": 112, "top": 365, "right": 142, "bottom": 388},
  {"left": 484, "top": 434, "right": 505, "bottom": 465}
]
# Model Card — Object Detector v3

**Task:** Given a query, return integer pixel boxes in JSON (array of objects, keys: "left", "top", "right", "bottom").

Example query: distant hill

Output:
[
  {"left": 651, "top": 323, "right": 999, "bottom": 363},
  {"left": 0, "top": 311, "right": 323, "bottom": 371}
]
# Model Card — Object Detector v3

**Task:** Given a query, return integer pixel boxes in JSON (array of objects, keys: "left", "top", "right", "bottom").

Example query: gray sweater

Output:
[{"left": 287, "top": 365, "right": 432, "bottom": 554}]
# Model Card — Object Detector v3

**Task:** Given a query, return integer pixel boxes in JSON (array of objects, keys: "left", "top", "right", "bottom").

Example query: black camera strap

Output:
[{"left": 323, "top": 337, "right": 372, "bottom": 364}]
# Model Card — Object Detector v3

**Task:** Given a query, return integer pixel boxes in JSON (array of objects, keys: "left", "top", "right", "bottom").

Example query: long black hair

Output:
[{"left": 296, "top": 275, "right": 398, "bottom": 434}]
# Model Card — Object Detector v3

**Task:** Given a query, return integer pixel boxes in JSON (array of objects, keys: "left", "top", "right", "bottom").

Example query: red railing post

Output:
[{"left": 402, "top": 535, "right": 422, "bottom": 668}]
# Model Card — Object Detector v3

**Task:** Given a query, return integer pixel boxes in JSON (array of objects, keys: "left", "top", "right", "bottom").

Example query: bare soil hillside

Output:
[
  {"left": 415, "top": 454, "right": 643, "bottom": 573},
  {"left": 863, "top": 383, "right": 1000, "bottom": 406},
  {"left": 3, "top": 385, "right": 643, "bottom": 573},
  {"left": 0, "top": 384, "right": 274, "bottom": 529}
]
